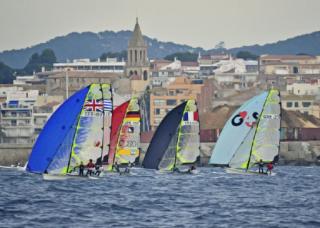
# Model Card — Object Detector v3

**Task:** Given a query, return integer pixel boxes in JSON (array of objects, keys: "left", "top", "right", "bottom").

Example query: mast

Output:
[
  {"left": 173, "top": 100, "right": 189, "bottom": 170},
  {"left": 99, "top": 84, "right": 105, "bottom": 164},
  {"left": 66, "top": 85, "right": 91, "bottom": 173},
  {"left": 245, "top": 90, "right": 271, "bottom": 171}
]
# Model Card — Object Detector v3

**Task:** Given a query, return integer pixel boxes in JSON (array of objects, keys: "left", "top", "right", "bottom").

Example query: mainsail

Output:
[
  {"left": 27, "top": 84, "right": 113, "bottom": 175},
  {"left": 143, "top": 100, "right": 200, "bottom": 171},
  {"left": 209, "top": 91, "right": 269, "bottom": 166},
  {"left": 114, "top": 98, "right": 141, "bottom": 165},
  {"left": 211, "top": 89, "right": 281, "bottom": 171}
]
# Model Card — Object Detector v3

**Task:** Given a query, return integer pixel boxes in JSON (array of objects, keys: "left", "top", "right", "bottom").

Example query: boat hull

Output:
[{"left": 225, "top": 168, "right": 275, "bottom": 176}]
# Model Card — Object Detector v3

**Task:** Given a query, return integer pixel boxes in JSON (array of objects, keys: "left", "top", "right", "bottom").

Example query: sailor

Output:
[
  {"left": 113, "top": 162, "right": 120, "bottom": 173},
  {"left": 187, "top": 165, "right": 196, "bottom": 174},
  {"left": 79, "top": 161, "right": 85, "bottom": 176},
  {"left": 267, "top": 162, "right": 274, "bottom": 175},
  {"left": 94, "top": 162, "right": 102, "bottom": 176},
  {"left": 257, "top": 159, "right": 264, "bottom": 173},
  {"left": 86, "top": 159, "right": 95, "bottom": 176}
]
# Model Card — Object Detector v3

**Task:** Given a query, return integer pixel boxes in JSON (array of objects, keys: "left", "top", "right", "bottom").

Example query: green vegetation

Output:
[
  {"left": 23, "top": 49, "right": 57, "bottom": 74},
  {"left": 164, "top": 52, "right": 198, "bottom": 62},
  {"left": 0, "top": 62, "right": 15, "bottom": 84},
  {"left": 0, "top": 48, "right": 57, "bottom": 83},
  {"left": 236, "top": 51, "right": 259, "bottom": 60},
  {"left": 100, "top": 50, "right": 127, "bottom": 61}
]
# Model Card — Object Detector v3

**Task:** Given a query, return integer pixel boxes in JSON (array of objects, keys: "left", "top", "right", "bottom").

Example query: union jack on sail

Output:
[{"left": 84, "top": 99, "right": 104, "bottom": 112}]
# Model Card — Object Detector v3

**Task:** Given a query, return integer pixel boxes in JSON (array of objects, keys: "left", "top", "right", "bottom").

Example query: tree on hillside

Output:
[
  {"left": 0, "top": 62, "right": 15, "bottom": 84},
  {"left": 236, "top": 51, "right": 258, "bottom": 60},
  {"left": 164, "top": 52, "right": 198, "bottom": 62},
  {"left": 100, "top": 50, "right": 127, "bottom": 61},
  {"left": 23, "top": 49, "right": 57, "bottom": 74}
]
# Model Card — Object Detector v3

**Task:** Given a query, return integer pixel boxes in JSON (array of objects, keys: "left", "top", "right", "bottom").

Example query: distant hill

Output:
[
  {"left": 1, "top": 30, "right": 320, "bottom": 69},
  {"left": 0, "top": 30, "right": 204, "bottom": 68},
  {"left": 227, "top": 31, "right": 320, "bottom": 56}
]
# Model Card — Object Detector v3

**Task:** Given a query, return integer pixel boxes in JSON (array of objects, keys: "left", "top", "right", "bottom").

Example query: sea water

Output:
[{"left": 0, "top": 166, "right": 319, "bottom": 228}]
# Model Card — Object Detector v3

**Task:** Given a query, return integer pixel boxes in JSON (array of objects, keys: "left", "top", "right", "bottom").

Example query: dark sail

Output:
[{"left": 142, "top": 102, "right": 187, "bottom": 169}]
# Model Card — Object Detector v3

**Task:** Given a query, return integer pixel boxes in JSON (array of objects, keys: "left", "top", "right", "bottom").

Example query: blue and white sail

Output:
[{"left": 209, "top": 92, "right": 269, "bottom": 166}]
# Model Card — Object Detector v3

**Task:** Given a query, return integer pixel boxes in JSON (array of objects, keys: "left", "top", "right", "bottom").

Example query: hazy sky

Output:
[{"left": 1, "top": 0, "right": 320, "bottom": 51}]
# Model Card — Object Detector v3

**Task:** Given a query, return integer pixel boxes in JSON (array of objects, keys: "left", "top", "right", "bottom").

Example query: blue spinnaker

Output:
[
  {"left": 209, "top": 92, "right": 268, "bottom": 165},
  {"left": 26, "top": 86, "right": 89, "bottom": 173}
]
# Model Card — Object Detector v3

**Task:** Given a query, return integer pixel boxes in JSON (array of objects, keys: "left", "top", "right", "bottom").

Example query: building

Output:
[
  {"left": 260, "top": 55, "right": 320, "bottom": 75},
  {"left": 0, "top": 87, "right": 63, "bottom": 144},
  {"left": 149, "top": 77, "right": 204, "bottom": 130},
  {"left": 126, "top": 18, "right": 150, "bottom": 95},
  {"left": 282, "top": 94, "right": 320, "bottom": 118},
  {"left": 259, "top": 55, "right": 320, "bottom": 89},
  {"left": 53, "top": 58, "right": 125, "bottom": 73},
  {"left": 0, "top": 90, "right": 38, "bottom": 144},
  {"left": 46, "top": 71, "right": 122, "bottom": 97},
  {"left": 287, "top": 80, "right": 320, "bottom": 96},
  {"left": 33, "top": 96, "right": 63, "bottom": 138}
]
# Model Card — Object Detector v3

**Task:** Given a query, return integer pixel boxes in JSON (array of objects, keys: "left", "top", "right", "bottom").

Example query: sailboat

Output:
[
  {"left": 106, "top": 97, "right": 141, "bottom": 174},
  {"left": 142, "top": 99, "right": 200, "bottom": 173},
  {"left": 209, "top": 89, "right": 281, "bottom": 175},
  {"left": 26, "top": 84, "right": 113, "bottom": 180}
]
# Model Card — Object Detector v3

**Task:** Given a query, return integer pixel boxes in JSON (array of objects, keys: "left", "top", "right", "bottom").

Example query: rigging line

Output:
[
  {"left": 246, "top": 90, "right": 272, "bottom": 171},
  {"left": 114, "top": 99, "right": 131, "bottom": 166},
  {"left": 173, "top": 101, "right": 188, "bottom": 170},
  {"left": 66, "top": 85, "right": 91, "bottom": 173},
  {"left": 99, "top": 84, "right": 105, "bottom": 164}
]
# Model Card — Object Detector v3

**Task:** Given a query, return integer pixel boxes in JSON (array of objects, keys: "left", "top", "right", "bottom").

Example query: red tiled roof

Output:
[{"left": 181, "top": 61, "right": 199, "bottom": 67}]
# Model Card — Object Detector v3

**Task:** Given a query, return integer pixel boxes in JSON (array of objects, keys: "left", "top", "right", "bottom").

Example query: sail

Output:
[
  {"left": 67, "top": 84, "right": 112, "bottom": 173},
  {"left": 107, "top": 101, "right": 129, "bottom": 169},
  {"left": 26, "top": 86, "right": 89, "bottom": 173},
  {"left": 175, "top": 100, "right": 200, "bottom": 167},
  {"left": 209, "top": 92, "right": 269, "bottom": 165},
  {"left": 247, "top": 89, "right": 281, "bottom": 168},
  {"left": 114, "top": 98, "right": 140, "bottom": 165},
  {"left": 142, "top": 102, "right": 187, "bottom": 169},
  {"left": 228, "top": 126, "right": 256, "bottom": 169}
]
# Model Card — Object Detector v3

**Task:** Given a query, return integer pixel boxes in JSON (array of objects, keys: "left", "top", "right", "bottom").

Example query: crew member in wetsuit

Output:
[
  {"left": 94, "top": 162, "right": 102, "bottom": 176},
  {"left": 113, "top": 162, "right": 120, "bottom": 173},
  {"left": 86, "top": 159, "right": 95, "bottom": 176},
  {"left": 267, "top": 162, "right": 274, "bottom": 175},
  {"left": 187, "top": 165, "right": 196, "bottom": 174},
  {"left": 257, "top": 159, "right": 264, "bottom": 173},
  {"left": 79, "top": 161, "right": 85, "bottom": 176}
]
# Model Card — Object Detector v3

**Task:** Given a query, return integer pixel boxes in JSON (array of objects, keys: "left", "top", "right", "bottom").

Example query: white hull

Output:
[
  {"left": 42, "top": 173, "right": 100, "bottom": 180},
  {"left": 225, "top": 168, "right": 275, "bottom": 176}
]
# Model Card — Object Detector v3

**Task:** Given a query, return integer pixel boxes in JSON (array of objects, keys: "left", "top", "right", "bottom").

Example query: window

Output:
[
  {"left": 169, "top": 90, "right": 175, "bottom": 96},
  {"left": 11, "top": 120, "right": 17, "bottom": 126},
  {"left": 294, "top": 102, "right": 299, "bottom": 108},
  {"left": 166, "top": 99, "right": 177, "bottom": 106},
  {"left": 293, "top": 66, "right": 299, "bottom": 74},
  {"left": 302, "top": 102, "right": 311, "bottom": 108},
  {"left": 143, "top": 70, "right": 148, "bottom": 81},
  {"left": 154, "top": 99, "right": 165, "bottom": 106},
  {"left": 155, "top": 108, "right": 161, "bottom": 115},
  {"left": 286, "top": 102, "right": 292, "bottom": 108}
]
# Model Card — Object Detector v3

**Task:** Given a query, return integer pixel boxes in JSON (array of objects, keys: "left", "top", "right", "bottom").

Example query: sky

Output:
[{"left": 0, "top": 0, "right": 320, "bottom": 51}]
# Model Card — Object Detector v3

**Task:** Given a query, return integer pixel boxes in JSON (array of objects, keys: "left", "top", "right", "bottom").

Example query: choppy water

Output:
[{"left": 0, "top": 166, "right": 320, "bottom": 228}]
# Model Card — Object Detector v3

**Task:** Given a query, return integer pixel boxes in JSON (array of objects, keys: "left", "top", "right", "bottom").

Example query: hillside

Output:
[
  {"left": 1, "top": 30, "right": 320, "bottom": 69},
  {"left": 227, "top": 31, "right": 320, "bottom": 56},
  {"left": 0, "top": 30, "right": 203, "bottom": 68}
]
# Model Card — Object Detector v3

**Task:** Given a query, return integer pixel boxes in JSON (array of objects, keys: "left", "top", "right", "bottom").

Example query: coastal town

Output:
[{"left": 0, "top": 19, "right": 320, "bottom": 165}]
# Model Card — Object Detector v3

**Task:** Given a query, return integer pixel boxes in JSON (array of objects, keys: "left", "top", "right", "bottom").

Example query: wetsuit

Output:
[
  {"left": 79, "top": 164, "right": 85, "bottom": 176},
  {"left": 258, "top": 162, "right": 264, "bottom": 173}
]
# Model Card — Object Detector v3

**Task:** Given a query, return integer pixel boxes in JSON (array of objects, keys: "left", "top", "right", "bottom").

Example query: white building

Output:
[
  {"left": 287, "top": 81, "right": 320, "bottom": 96},
  {"left": 53, "top": 58, "right": 125, "bottom": 73}
]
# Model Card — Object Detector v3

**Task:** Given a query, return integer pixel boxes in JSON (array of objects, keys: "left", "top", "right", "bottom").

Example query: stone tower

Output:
[{"left": 126, "top": 18, "right": 149, "bottom": 81}]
